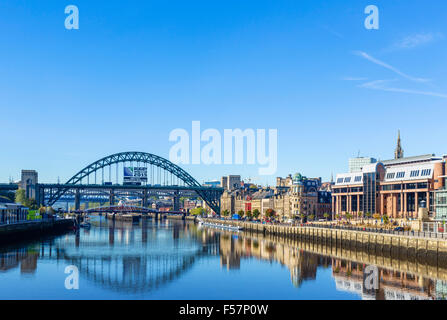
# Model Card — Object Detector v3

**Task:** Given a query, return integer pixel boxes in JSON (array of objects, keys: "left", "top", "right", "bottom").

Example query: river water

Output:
[{"left": 0, "top": 216, "right": 446, "bottom": 300}]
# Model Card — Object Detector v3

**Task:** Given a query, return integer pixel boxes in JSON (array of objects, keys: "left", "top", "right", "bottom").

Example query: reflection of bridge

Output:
[
  {"left": 57, "top": 222, "right": 220, "bottom": 293},
  {"left": 33, "top": 152, "right": 223, "bottom": 213},
  {"left": 0, "top": 221, "right": 220, "bottom": 294}
]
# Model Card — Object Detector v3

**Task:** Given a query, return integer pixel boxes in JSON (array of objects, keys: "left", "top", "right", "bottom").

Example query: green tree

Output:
[
  {"left": 265, "top": 209, "right": 275, "bottom": 218},
  {"left": 246, "top": 210, "right": 252, "bottom": 219},
  {"left": 15, "top": 189, "right": 26, "bottom": 204},
  {"left": 15, "top": 189, "right": 38, "bottom": 210},
  {"left": 309, "top": 214, "right": 315, "bottom": 221},
  {"left": 237, "top": 210, "right": 245, "bottom": 217},
  {"left": 222, "top": 209, "right": 230, "bottom": 217},
  {"left": 190, "top": 207, "right": 205, "bottom": 216},
  {"left": 323, "top": 213, "right": 330, "bottom": 220},
  {"left": 252, "top": 209, "right": 261, "bottom": 219}
]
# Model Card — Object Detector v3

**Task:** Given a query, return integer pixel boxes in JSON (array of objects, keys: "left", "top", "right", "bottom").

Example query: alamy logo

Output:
[
  {"left": 364, "top": 265, "right": 379, "bottom": 290},
  {"left": 169, "top": 121, "right": 278, "bottom": 175},
  {"left": 64, "top": 265, "right": 79, "bottom": 290},
  {"left": 65, "top": 5, "right": 79, "bottom": 30},
  {"left": 364, "top": 5, "right": 379, "bottom": 30}
]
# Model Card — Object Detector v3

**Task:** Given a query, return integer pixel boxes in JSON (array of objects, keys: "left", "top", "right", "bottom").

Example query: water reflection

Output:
[{"left": 0, "top": 217, "right": 447, "bottom": 300}]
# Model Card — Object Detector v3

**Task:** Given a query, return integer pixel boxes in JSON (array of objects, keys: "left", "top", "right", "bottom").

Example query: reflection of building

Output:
[
  {"left": 0, "top": 248, "right": 38, "bottom": 274},
  {"left": 332, "top": 259, "right": 435, "bottom": 300},
  {"left": 218, "top": 233, "right": 329, "bottom": 287}
]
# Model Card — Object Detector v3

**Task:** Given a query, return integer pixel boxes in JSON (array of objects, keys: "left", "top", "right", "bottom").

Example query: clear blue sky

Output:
[{"left": 1, "top": 0, "right": 446, "bottom": 185}]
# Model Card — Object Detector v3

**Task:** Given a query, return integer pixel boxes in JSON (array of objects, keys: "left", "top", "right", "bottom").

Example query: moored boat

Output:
[{"left": 198, "top": 219, "right": 243, "bottom": 231}]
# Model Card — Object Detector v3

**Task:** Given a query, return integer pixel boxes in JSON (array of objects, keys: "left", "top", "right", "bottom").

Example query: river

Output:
[{"left": 0, "top": 216, "right": 445, "bottom": 300}]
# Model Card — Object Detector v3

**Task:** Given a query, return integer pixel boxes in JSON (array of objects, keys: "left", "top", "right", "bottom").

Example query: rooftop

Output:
[{"left": 381, "top": 154, "right": 441, "bottom": 167}]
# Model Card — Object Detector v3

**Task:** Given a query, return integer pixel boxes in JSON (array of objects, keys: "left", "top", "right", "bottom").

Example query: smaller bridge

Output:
[
  {"left": 84, "top": 204, "right": 158, "bottom": 215},
  {"left": 78, "top": 204, "right": 187, "bottom": 216}
]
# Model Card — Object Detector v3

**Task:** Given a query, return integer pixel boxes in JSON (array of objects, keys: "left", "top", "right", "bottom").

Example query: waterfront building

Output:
[
  {"left": 435, "top": 173, "right": 447, "bottom": 221},
  {"left": 349, "top": 157, "right": 377, "bottom": 173},
  {"left": 0, "top": 203, "right": 29, "bottom": 225},
  {"left": 276, "top": 174, "right": 293, "bottom": 187},
  {"left": 333, "top": 133, "right": 446, "bottom": 219},
  {"left": 289, "top": 173, "right": 319, "bottom": 219},
  {"left": 333, "top": 163, "right": 385, "bottom": 217},
  {"left": 333, "top": 155, "right": 446, "bottom": 218},
  {"left": 221, "top": 173, "right": 331, "bottom": 220}
]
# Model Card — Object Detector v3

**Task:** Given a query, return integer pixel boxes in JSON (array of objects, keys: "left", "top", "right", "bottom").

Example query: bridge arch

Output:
[{"left": 45, "top": 151, "right": 221, "bottom": 213}]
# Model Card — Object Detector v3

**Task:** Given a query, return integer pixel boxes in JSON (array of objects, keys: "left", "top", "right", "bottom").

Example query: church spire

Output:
[{"left": 394, "top": 130, "right": 404, "bottom": 159}]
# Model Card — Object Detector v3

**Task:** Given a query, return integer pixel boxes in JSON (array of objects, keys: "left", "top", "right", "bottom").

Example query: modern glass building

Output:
[
  {"left": 332, "top": 163, "right": 385, "bottom": 216},
  {"left": 435, "top": 176, "right": 447, "bottom": 221},
  {"left": 349, "top": 157, "right": 377, "bottom": 173}
]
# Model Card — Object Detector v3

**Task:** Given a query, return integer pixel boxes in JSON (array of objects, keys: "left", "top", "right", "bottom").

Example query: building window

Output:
[
  {"left": 410, "top": 170, "right": 420, "bottom": 178},
  {"left": 396, "top": 172, "right": 405, "bottom": 179},
  {"left": 386, "top": 172, "right": 396, "bottom": 179}
]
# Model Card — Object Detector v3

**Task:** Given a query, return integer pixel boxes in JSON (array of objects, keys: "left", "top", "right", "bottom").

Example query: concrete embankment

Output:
[
  {"left": 0, "top": 219, "right": 74, "bottom": 243},
  {"left": 202, "top": 218, "right": 447, "bottom": 264}
]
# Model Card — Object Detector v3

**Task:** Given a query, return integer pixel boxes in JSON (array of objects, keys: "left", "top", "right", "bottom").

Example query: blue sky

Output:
[{"left": 1, "top": 0, "right": 446, "bottom": 185}]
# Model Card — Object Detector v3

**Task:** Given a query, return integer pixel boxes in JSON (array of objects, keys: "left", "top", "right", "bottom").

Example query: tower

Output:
[{"left": 394, "top": 130, "right": 404, "bottom": 159}]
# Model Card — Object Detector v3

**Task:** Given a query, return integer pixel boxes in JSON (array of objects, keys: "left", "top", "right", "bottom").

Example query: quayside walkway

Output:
[{"left": 202, "top": 218, "right": 447, "bottom": 262}]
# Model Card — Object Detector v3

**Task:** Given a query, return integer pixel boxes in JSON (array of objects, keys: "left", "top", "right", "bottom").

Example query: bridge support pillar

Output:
[
  {"left": 143, "top": 189, "right": 148, "bottom": 207},
  {"left": 75, "top": 189, "right": 81, "bottom": 211},
  {"left": 109, "top": 189, "right": 115, "bottom": 206},
  {"left": 173, "top": 190, "right": 180, "bottom": 212},
  {"left": 36, "top": 185, "right": 45, "bottom": 207}
]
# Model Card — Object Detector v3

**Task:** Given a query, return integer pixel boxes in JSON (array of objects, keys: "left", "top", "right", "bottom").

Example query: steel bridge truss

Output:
[{"left": 39, "top": 152, "right": 223, "bottom": 213}]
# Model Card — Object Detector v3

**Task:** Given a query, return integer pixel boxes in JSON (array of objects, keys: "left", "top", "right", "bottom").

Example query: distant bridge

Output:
[
  {"left": 35, "top": 151, "right": 223, "bottom": 213},
  {"left": 0, "top": 184, "right": 18, "bottom": 191},
  {"left": 83, "top": 204, "right": 157, "bottom": 214}
]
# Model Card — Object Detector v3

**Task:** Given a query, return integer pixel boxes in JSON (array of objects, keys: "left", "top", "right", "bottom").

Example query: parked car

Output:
[{"left": 394, "top": 227, "right": 404, "bottom": 232}]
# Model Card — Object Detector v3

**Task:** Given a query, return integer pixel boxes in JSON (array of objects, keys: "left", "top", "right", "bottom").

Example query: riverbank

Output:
[
  {"left": 0, "top": 219, "right": 74, "bottom": 244},
  {"left": 202, "top": 218, "right": 447, "bottom": 264}
]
